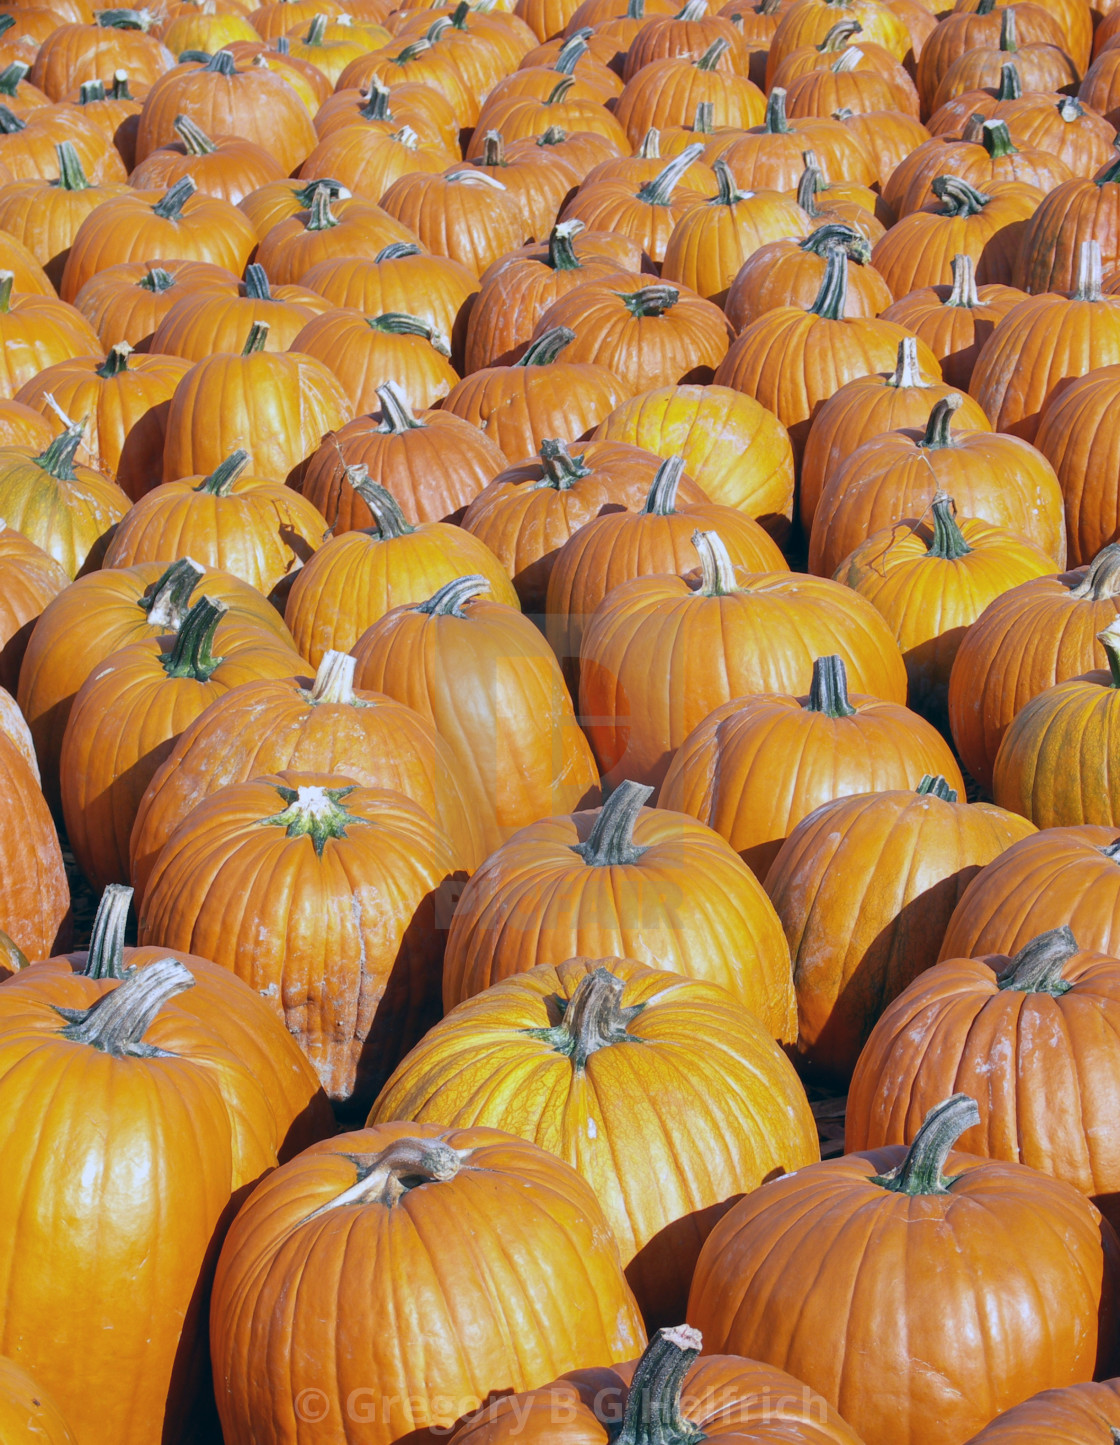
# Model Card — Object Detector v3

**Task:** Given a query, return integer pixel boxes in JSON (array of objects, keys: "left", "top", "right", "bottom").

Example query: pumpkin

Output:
[
  {"left": 714, "top": 243, "right": 942, "bottom": 464},
  {"left": 885, "top": 119, "right": 1073, "bottom": 218},
  {"left": 767, "top": 0, "right": 911, "bottom": 75},
  {"left": 687, "top": 1094, "right": 1120, "bottom": 1445},
  {"left": 834, "top": 103, "right": 931, "bottom": 186},
  {"left": 0, "top": 680, "right": 37, "bottom": 779},
  {"left": 559, "top": 144, "right": 709, "bottom": 266},
  {"left": 783, "top": 45, "right": 920, "bottom": 116},
  {"left": 0, "top": 520, "right": 66, "bottom": 693},
  {"left": 917, "top": 0, "right": 1074, "bottom": 113},
  {"left": 1036, "top": 363, "right": 1120, "bottom": 567},
  {"left": 291, "top": 306, "right": 459, "bottom": 414},
  {"left": 210, "top": 1124, "right": 646, "bottom": 1445},
  {"left": 800, "top": 335, "right": 989, "bottom": 533},
  {"left": 301, "top": 382, "right": 504, "bottom": 530},
  {"left": 659, "top": 653, "right": 964, "bottom": 877},
  {"left": 298, "top": 118, "right": 451, "bottom": 198},
  {"left": 847, "top": 927, "right": 1120, "bottom": 1233},
  {"left": 794, "top": 152, "right": 891, "bottom": 241},
  {"left": 0, "top": 139, "right": 128, "bottom": 288},
  {"left": 958, "top": 0, "right": 1091, "bottom": 67},
  {"left": 252, "top": 184, "right": 417, "bottom": 285},
  {"left": 931, "top": 8, "right": 1079, "bottom": 111},
  {"left": 718, "top": 86, "right": 878, "bottom": 191},
  {"left": 284, "top": 13, "right": 393, "bottom": 86},
  {"left": 0, "top": 398, "right": 51, "bottom": 452},
  {"left": 59, "top": 594, "right": 303, "bottom": 891},
  {"left": 0, "top": 945, "right": 330, "bottom": 1445},
  {"left": 0, "top": 99, "right": 127, "bottom": 184},
  {"left": 580, "top": 531, "right": 907, "bottom": 789},
  {"left": 147, "top": 262, "right": 326, "bottom": 363},
  {"left": 940, "top": 824, "right": 1120, "bottom": 961},
  {"left": 836, "top": 491, "right": 1055, "bottom": 721},
  {"left": 723, "top": 222, "right": 893, "bottom": 330},
  {"left": 613, "top": 39, "right": 766, "bottom": 144},
  {"left": 377, "top": 168, "right": 529, "bottom": 277},
  {"left": 13, "top": 343, "right": 190, "bottom": 500},
  {"left": 465, "top": 74, "right": 630, "bottom": 154},
  {"left": 0, "top": 726, "right": 69, "bottom": 956},
  {"left": 979, "top": 91, "right": 1115, "bottom": 174},
  {"left": 623, "top": 0, "right": 749, "bottom": 76},
  {"left": 312, "top": 77, "right": 458, "bottom": 154},
  {"left": 67, "top": 71, "right": 144, "bottom": 171},
  {"left": 70, "top": 257, "right": 237, "bottom": 352},
  {"left": 337, "top": 36, "right": 478, "bottom": 129},
  {"left": 1080, "top": 42, "right": 1120, "bottom": 123},
  {"left": 352, "top": 574, "right": 599, "bottom": 854},
  {"left": 808, "top": 393, "right": 1067, "bottom": 577},
  {"left": 441, "top": 325, "right": 631, "bottom": 462},
  {"left": 130, "top": 649, "right": 484, "bottom": 895},
  {"left": 159, "top": 6, "right": 262, "bottom": 52},
  {"left": 546, "top": 459, "right": 785, "bottom": 691},
  {"left": 285, "top": 474, "right": 518, "bottom": 664},
  {"left": 0, "top": 270, "right": 102, "bottom": 401},
  {"left": 0, "top": 414, "right": 129, "bottom": 578},
  {"left": 464, "top": 219, "right": 636, "bottom": 371},
  {"left": 878, "top": 251, "right": 1023, "bottom": 390},
  {"left": 1012, "top": 151, "right": 1120, "bottom": 294},
  {"left": 28, "top": 11, "right": 174, "bottom": 99},
  {"left": 0, "top": 1358, "right": 75, "bottom": 1444},
  {"left": 457, "top": 130, "right": 594, "bottom": 242},
  {"left": 134, "top": 47, "right": 318, "bottom": 172},
  {"left": 765, "top": 775, "right": 1036, "bottom": 1078},
  {"left": 963, "top": 1379, "right": 1120, "bottom": 1443},
  {"left": 17, "top": 557, "right": 293, "bottom": 810},
  {"left": 971, "top": 241, "right": 1120, "bottom": 441},
  {"left": 572, "top": 127, "right": 715, "bottom": 193},
  {"left": 128, "top": 113, "right": 286, "bottom": 203},
  {"left": 161, "top": 320, "right": 351, "bottom": 485},
  {"left": 59, "top": 175, "right": 257, "bottom": 304},
  {"left": 441, "top": 778, "right": 795, "bottom": 1037},
  {"left": 372, "top": 959, "right": 819, "bottom": 1326}
]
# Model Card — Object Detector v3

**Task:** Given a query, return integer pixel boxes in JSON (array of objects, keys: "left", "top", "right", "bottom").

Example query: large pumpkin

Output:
[
  {"left": 687, "top": 1094, "right": 1120, "bottom": 1445},
  {"left": 372, "top": 957, "right": 819, "bottom": 1326},
  {"left": 765, "top": 775, "right": 1036, "bottom": 1080},
  {"left": 441, "top": 779, "right": 796, "bottom": 1039},
  {"left": 0, "top": 726, "right": 69, "bottom": 957},
  {"left": 210, "top": 1124, "right": 647, "bottom": 1445}
]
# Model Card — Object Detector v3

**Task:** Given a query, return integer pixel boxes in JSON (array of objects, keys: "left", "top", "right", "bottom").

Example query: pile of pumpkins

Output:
[{"left": 5, "top": 0, "right": 1120, "bottom": 1439}]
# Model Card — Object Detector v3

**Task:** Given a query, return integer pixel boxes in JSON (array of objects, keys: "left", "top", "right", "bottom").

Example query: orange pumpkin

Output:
[
  {"left": 0, "top": 520, "right": 67, "bottom": 694},
  {"left": 147, "top": 263, "right": 327, "bottom": 363},
  {"left": 128, "top": 113, "right": 286, "bottom": 203},
  {"left": 70, "top": 256, "right": 237, "bottom": 352},
  {"left": 0, "top": 1358, "right": 75, "bottom": 1444},
  {"left": 0, "top": 270, "right": 102, "bottom": 401},
  {"left": 0, "top": 139, "right": 128, "bottom": 287},
  {"left": 290, "top": 306, "right": 459, "bottom": 413},
  {"left": 0, "top": 726, "right": 69, "bottom": 956},
  {"left": 723, "top": 222, "right": 892, "bottom": 327},
  {"left": 251, "top": 184, "right": 417, "bottom": 285}
]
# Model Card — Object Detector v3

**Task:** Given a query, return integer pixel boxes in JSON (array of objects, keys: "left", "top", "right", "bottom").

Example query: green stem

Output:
[
  {"left": 243, "top": 263, "right": 271, "bottom": 300},
  {"left": 872, "top": 1095, "right": 980, "bottom": 1194},
  {"left": 1070, "top": 544, "right": 1120, "bottom": 600},
  {"left": 807, "top": 655, "right": 856, "bottom": 717},
  {"left": 96, "top": 343, "right": 132, "bottom": 378},
  {"left": 808, "top": 243, "right": 848, "bottom": 319},
  {"left": 173, "top": 114, "right": 216, "bottom": 154},
  {"left": 548, "top": 219, "right": 586, "bottom": 270},
  {"left": 481, "top": 129, "right": 506, "bottom": 166},
  {"left": 696, "top": 35, "right": 730, "bottom": 69},
  {"left": 764, "top": 86, "right": 790, "bottom": 132},
  {"left": 417, "top": 575, "right": 491, "bottom": 616},
  {"left": 0, "top": 105, "right": 25, "bottom": 134},
  {"left": 1057, "top": 97, "right": 1083, "bottom": 122},
  {"left": 352, "top": 475, "right": 416, "bottom": 538},
  {"left": 635, "top": 142, "right": 705, "bottom": 205},
  {"left": 1098, "top": 152, "right": 1120, "bottom": 188},
  {"left": 998, "top": 927, "right": 1077, "bottom": 995},
  {"left": 623, "top": 284, "right": 679, "bottom": 316},
  {"left": 97, "top": 7, "right": 152, "bottom": 27},
  {"left": 571, "top": 781, "right": 653, "bottom": 867},
  {"left": 376, "top": 380, "right": 422, "bottom": 432},
  {"left": 359, "top": 81, "right": 392, "bottom": 121},
  {"left": 614, "top": 1327, "right": 705, "bottom": 1445},
  {"left": 205, "top": 48, "right": 237, "bottom": 73},
  {"left": 259, "top": 781, "right": 361, "bottom": 856},
  {"left": 1099, "top": 619, "right": 1120, "bottom": 688},
  {"left": 139, "top": 265, "right": 176, "bottom": 293},
  {"left": 927, "top": 492, "right": 971, "bottom": 559},
  {"left": 801, "top": 223, "right": 870, "bottom": 264},
  {"left": 0, "top": 62, "right": 28, "bottom": 96},
  {"left": 931, "top": 175, "right": 989, "bottom": 216},
  {"left": 517, "top": 326, "right": 575, "bottom": 366},
  {"left": 197, "top": 451, "right": 250, "bottom": 496},
  {"left": 307, "top": 183, "right": 340, "bottom": 230},
  {"left": 545, "top": 76, "right": 576, "bottom": 104},
  {"left": 375, "top": 241, "right": 423, "bottom": 262},
  {"left": 797, "top": 162, "right": 824, "bottom": 217},
  {"left": 916, "top": 774, "right": 958, "bottom": 800},
  {"left": 79, "top": 79, "right": 106, "bottom": 102},
  {"left": 54, "top": 141, "right": 90, "bottom": 191},
  {"left": 996, "top": 61, "right": 1021, "bottom": 100},
  {"left": 637, "top": 128, "right": 661, "bottom": 158},
  {"left": 34, "top": 418, "right": 85, "bottom": 481},
  {"left": 692, "top": 100, "right": 714, "bottom": 133},
  {"left": 554, "top": 31, "right": 588, "bottom": 72},
  {"left": 538, "top": 438, "right": 590, "bottom": 488},
  {"left": 304, "top": 13, "right": 329, "bottom": 43},
  {"left": 981, "top": 118, "right": 1016, "bottom": 159},
  {"left": 818, "top": 16, "right": 860, "bottom": 49},
  {"left": 138, "top": 558, "right": 205, "bottom": 629},
  {"left": 242, "top": 321, "right": 269, "bottom": 354},
  {"left": 367, "top": 312, "right": 452, "bottom": 356},
  {"left": 0, "top": 270, "right": 14, "bottom": 313},
  {"left": 82, "top": 884, "right": 132, "bottom": 980},
  {"left": 526, "top": 967, "right": 644, "bottom": 1068},
  {"left": 999, "top": 5, "right": 1016, "bottom": 51},
  {"left": 641, "top": 455, "right": 686, "bottom": 514},
  {"left": 161, "top": 596, "right": 225, "bottom": 680},
  {"left": 56, "top": 958, "right": 195, "bottom": 1058},
  {"left": 711, "top": 158, "right": 746, "bottom": 207},
  {"left": 152, "top": 176, "right": 196, "bottom": 220},
  {"left": 919, "top": 393, "right": 962, "bottom": 449}
]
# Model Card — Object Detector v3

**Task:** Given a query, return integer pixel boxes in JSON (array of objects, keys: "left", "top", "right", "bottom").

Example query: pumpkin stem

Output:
[
  {"left": 242, "top": 263, "right": 271, "bottom": 300},
  {"left": 480, "top": 129, "right": 506, "bottom": 166},
  {"left": 173, "top": 113, "right": 216, "bottom": 154},
  {"left": 96, "top": 342, "right": 132, "bottom": 378},
  {"left": 54, "top": 141, "right": 90, "bottom": 191},
  {"left": 376, "top": 380, "right": 423, "bottom": 432},
  {"left": 79, "top": 79, "right": 106, "bottom": 102},
  {"left": 0, "top": 269, "right": 15, "bottom": 314},
  {"left": 526, "top": 966, "right": 644, "bottom": 1068},
  {"left": 999, "top": 5, "right": 1016, "bottom": 50},
  {"left": 919, "top": 393, "right": 963, "bottom": 450},
  {"left": 1070, "top": 543, "right": 1120, "bottom": 600},
  {"left": 830, "top": 47, "right": 863, "bottom": 71},
  {"left": 886, "top": 336, "right": 924, "bottom": 390},
  {"left": 359, "top": 80, "right": 392, "bottom": 120},
  {"left": 310, "top": 649, "right": 360, "bottom": 704},
  {"left": 152, "top": 175, "right": 196, "bottom": 220},
  {"left": 1057, "top": 96, "right": 1083, "bottom": 121},
  {"left": 139, "top": 265, "right": 176, "bottom": 293},
  {"left": 711, "top": 158, "right": 746, "bottom": 206},
  {"left": 818, "top": 16, "right": 859, "bottom": 49},
  {"left": 764, "top": 86, "right": 790, "bottom": 133},
  {"left": 571, "top": 780, "right": 653, "bottom": 867},
  {"left": 800, "top": 223, "right": 870, "bottom": 264},
  {"left": 961, "top": 112, "right": 986, "bottom": 144},
  {"left": 537, "top": 125, "right": 569, "bottom": 145},
  {"left": 366, "top": 312, "right": 452, "bottom": 357},
  {"left": 1074, "top": 239, "right": 1104, "bottom": 301},
  {"left": 97, "top": 7, "right": 153, "bottom": 28},
  {"left": 873, "top": 1095, "right": 980, "bottom": 1194},
  {"left": 981, "top": 118, "right": 1016, "bottom": 159},
  {"left": 417, "top": 575, "right": 491, "bottom": 616},
  {"left": 197, "top": 450, "right": 250, "bottom": 496},
  {"left": 307, "top": 182, "right": 340, "bottom": 230},
  {"left": 636, "top": 142, "right": 706, "bottom": 204},
  {"left": 204, "top": 46, "right": 237, "bottom": 73},
  {"left": 623, "top": 284, "right": 679, "bottom": 316},
  {"left": 82, "top": 884, "right": 132, "bottom": 980},
  {"left": 554, "top": 30, "right": 589, "bottom": 72},
  {"left": 309, "top": 1137, "right": 462, "bottom": 1216},
  {"left": 807, "top": 243, "right": 848, "bottom": 320},
  {"left": 806, "top": 655, "right": 856, "bottom": 717},
  {"left": 139, "top": 557, "right": 205, "bottom": 629},
  {"left": 692, "top": 100, "right": 715, "bottom": 133},
  {"left": 916, "top": 774, "right": 958, "bottom": 800},
  {"left": 539, "top": 437, "right": 591, "bottom": 488},
  {"left": 55, "top": 957, "right": 195, "bottom": 1058},
  {"left": 946, "top": 253, "right": 979, "bottom": 307},
  {"left": 637, "top": 128, "right": 662, "bottom": 158},
  {"left": 304, "top": 12, "right": 329, "bottom": 43},
  {"left": 548, "top": 218, "right": 586, "bottom": 271},
  {"left": 375, "top": 241, "right": 423, "bottom": 262},
  {"left": 996, "top": 61, "right": 1021, "bottom": 100},
  {"left": 351, "top": 472, "right": 416, "bottom": 538},
  {"left": 641, "top": 455, "right": 686, "bottom": 514},
  {"left": 1099, "top": 618, "right": 1120, "bottom": 688},
  {"left": 34, "top": 412, "right": 85, "bottom": 482},
  {"left": 693, "top": 528, "right": 738, "bottom": 595},
  {"left": 796, "top": 153, "right": 827, "bottom": 217},
  {"left": 259, "top": 781, "right": 361, "bottom": 856},
  {"left": 627, "top": 0, "right": 646, "bottom": 15},
  {"left": 931, "top": 175, "right": 989, "bottom": 216},
  {"left": 1097, "top": 150, "right": 1120, "bottom": 188},
  {"left": 998, "top": 927, "right": 1077, "bottom": 995},
  {"left": 516, "top": 326, "right": 576, "bottom": 366},
  {"left": 614, "top": 1327, "right": 705, "bottom": 1445},
  {"left": 977, "top": 0, "right": 995, "bottom": 12},
  {"left": 695, "top": 35, "right": 730, "bottom": 69},
  {"left": 0, "top": 104, "right": 25, "bottom": 135},
  {"left": 242, "top": 320, "right": 269, "bottom": 353},
  {"left": 0, "top": 16, "right": 12, "bottom": 38},
  {"left": 161, "top": 595, "right": 225, "bottom": 680},
  {"left": 927, "top": 492, "right": 971, "bottom": 560}
]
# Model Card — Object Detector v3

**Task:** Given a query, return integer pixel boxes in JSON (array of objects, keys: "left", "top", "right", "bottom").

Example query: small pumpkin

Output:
[
  {"left": 0, "top": 139, "right": 128, "bottom": 287},
  {"left": 723, "top": 222, "right": 894, "bottom": 331},
  {"left": 0, "top": 268, "right": 103, "bottom": 401},
  {"left": 148, "top": 261, "right": 327, "bottom": 362},
  {"left": 380, "top": 167, "right": 529, "bottom": 277},
  {"left": 70, "top": 256, "right": 237, "bottom": 352}
]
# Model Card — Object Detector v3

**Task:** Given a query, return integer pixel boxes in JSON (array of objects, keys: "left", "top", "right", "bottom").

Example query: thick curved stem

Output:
[
  {"left": 527, "top": 967, "right": 644, "bottom": 1068},
  {"left": 1070, "top": 543, "right": 1120, "bottom": 600},
  {"left": 417, "top": 575, "right": 490, "bottom": 616},
  {"left": 139, "top": 558, "right": 205, "bottom": 629},
  {"left": 140, "top": 265, "right": 176, "bottom": 294},
  {"left": 696, "top": 35, "right": 730, "bottom": 69},
  {"left": 152, "top": 175, "right": 196, "bottom": 220},
  {"left": 376, "top": 380, "right": 423, "bottom": 432},
  {"left": 161, "top": 596, "right": 226, "bottom": 681},
  {"left": 538, "top": 438, "right": 590, "bottom": 488},
  {"left": 808, "top": 243, "right": 848, "bottom": 319},
  {"left": 641, "top": 455, "right": 686, "bottom": 514},
  {"left": 818, "top": 16, "right": 860, "bottom": 49},
  {"left": 352, "top": 474, "right": 416, "bottom": 538},
  {"left": 614, "top": 1327, "right": 705, "bottom": 1445},
  {"left": 517, "top": 326, "right": 575, "bottom": 366},
  {"left": 307, "top": 183, "right": 340, "bottom": 230},
  {"left": 310, "top": 650, "right": 359, "bottom": 705},
  {"left": 82, "top": 884, "right": 132, "bottom": 980},
  {"left": 872, "top": 1095, "right": 980, "bottom": 1195},
  {"left": 926, "top": 492, "right": 971, "bottom": 559},
  {"left": 919, "top": 393, "right": 963, "bottom": 450},
  {"left": 548, "top": 218, "right": 585, "bottom": 271},
  {"left": 243, "top": 263, "right": 271, "bottom": 300},
  {"left": 636, "top": 142, "right": 706, "bottom": 204},
  {"left": 572, "top": 781, "right": 653, "bottom": 867},
  {"left": 97, "top": 343, "right": 132, "bottom": 378},
  {"left": 34, "top": 416, "right": 85, "bottom": 481},
  {"left": 56, "top": 958, "right": 195, "bottom": 1058},
  {"left": 916, "top": 774, "right": 958, "bottom": 801},
  {"left": 197, "top": 451, "right": 250, "bottom": 496},
  {"left": 554, "top": 30, "right": 588, "bottom": 72},
  {"left": 310, "top": 1137, "right": 462, "bottom": 1217},
  {"left": 367, "top": 312, "right": 451, "bottom": 357},
  {"left": 693, "top": 528, "right": 738, "bottom": 595},
  {"left": 375, "top": 241, "right": 422, "bottom": 262},
  {"left": 806, "top": 655, "right": 856, "bottom": 717},
  {"left": 623, "top": 284, "right": 679, "bottom": 316},
  {"left": 173, "top": 113, "right": 216, "bottom": 154},
  {"left": 801, "top": 223, "right": 871, "bottom": 264},
  {"left": 998, "top": 927, "right": 1077, "bottom": 995},
  {"left": 931, "top": 175, "right": 989, "bottom": 216}
]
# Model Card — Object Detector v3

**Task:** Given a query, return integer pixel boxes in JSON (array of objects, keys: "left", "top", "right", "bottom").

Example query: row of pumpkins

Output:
[{"left": 3, "top": 0, "right": 1120, "bottom": 1439}]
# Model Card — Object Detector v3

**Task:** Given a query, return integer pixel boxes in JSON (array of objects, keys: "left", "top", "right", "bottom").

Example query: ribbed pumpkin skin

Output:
[
  {"left": 442, "top": 801, "right": 796, "bottom": 1039},
  {"left": 284, "top": 523, "right": 519, "bottom": 666},
  {"left": 352, "top": 593, "right": 600, "bottom": 857},
  {"left": 764, "top": 787, "right": 1036, "bottom": 1081},
  {"left": 879, "top": 279, "right": 1023, "bottom": 392},
  {"left": 0, "top": 294, "right": 103, "bottom": 401},
  {"left": 139, "top": 774, "right": 461, "bottom": 1111},
  {"left": 939, "top": 825, "right": 1120, "bottom": 962},
  {"left": 131, "top": 672, "right": 484, "bottom": 896},
  {"left": 579, "top": 568, "right": 909, "bottom": 791},
  {"left": 659, "top": 688, "right": 963, "bottom": 878},
  {"left": 1014, "top": 176, "right": 1120, "bottom": 297},
  {"left": 0, "top": 524, "right": 68, "bottom": 694},
  {"left": 371, "top": 957, "right": 819, "bottom": 1328},
  {"left": 687, "top": 1140, "right": 1119, "bottom": 1445},
  {"left": 0, "top": 1357, "right": 76, "bottom": 1444},
  {"left": 148, "top": 285, "right": 327, "bottom": 364},
  {"left": 723, "top": 236, "right": 894, "bottom": 332},
  {"left": 847, "top": 945, "right": 1120, "bottom": 1230},
  {"left": 0, "top": 442, "right": 130, "bottom": 578},
  {"left": 1036, "top": 365, "right": 1120, "bottom": 566},
  {"left": 289, "top": 307, "right": 460, "bottom": 414},
  {"left": 17, "top": 561, "right": 294, "bottom": 813},
  {"left": 210, "top": 1123, "right": 647, "bottom": 1445},
  {"left": 963, "top": 1379, "right": 1120, "bottom": 1443},
  {"left": 948, "top": 559, "right": 1120, "bottom": 792},
  {"left": 0, "top": 730, "right": 69, "bottom": 958},
  {"left": 71, "top": 258, "right": 238, "bottom": 353}
]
